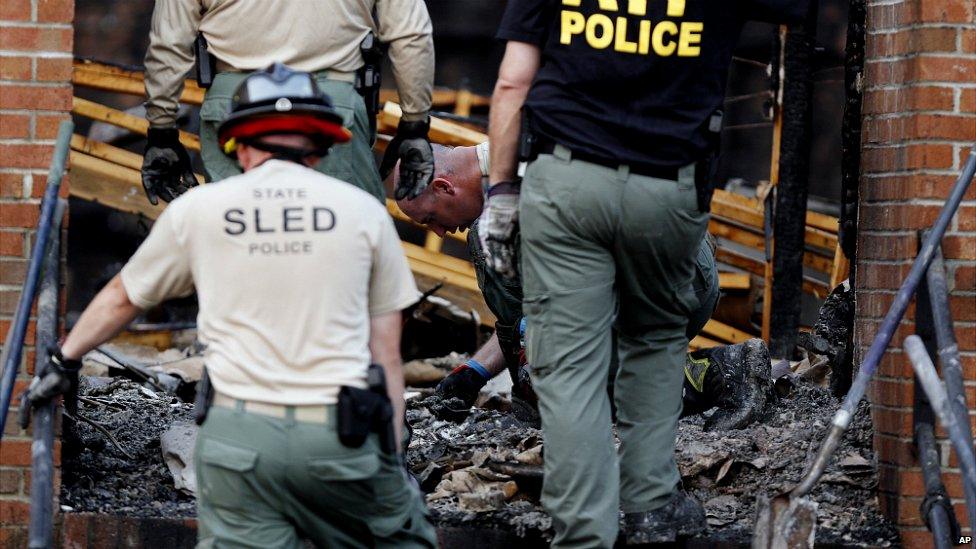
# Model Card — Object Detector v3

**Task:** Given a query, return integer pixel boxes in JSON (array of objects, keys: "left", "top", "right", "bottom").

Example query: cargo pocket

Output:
[
  {"left": 198, "top": 93, "right": 239, "bottom": 181},
  {"left": 522, "top": 294, "right": 551, "bottom": 377},
  {"left": 364, "top": 453, "right": 416, "bottom": 539},
  {"left": 197, "top": 438, "right": 258, "bottom": 509},
  {"left": 307, "top": 452, "right": 380, "bottom": 481}
]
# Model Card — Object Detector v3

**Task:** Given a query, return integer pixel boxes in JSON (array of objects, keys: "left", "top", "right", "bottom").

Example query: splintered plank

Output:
[
  {"left": 718, "top": 272, "right": 751, "bottom": 291},
  {"left": 72, "top": 97, "right": 202, "bottom": 152},
  {"left": 378, "top": 102, "right": 486, "bottom": 146},
  {"left": 70, "top": 151, "right": 166, "bottom": 219},
  {"left": 73, "top": 59, "right": 205, "bottom": 104}
]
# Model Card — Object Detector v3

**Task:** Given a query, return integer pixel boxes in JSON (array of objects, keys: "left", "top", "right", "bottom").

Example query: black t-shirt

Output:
[{"left": 498, "top": 0, "right": 808, "bottom": 168}]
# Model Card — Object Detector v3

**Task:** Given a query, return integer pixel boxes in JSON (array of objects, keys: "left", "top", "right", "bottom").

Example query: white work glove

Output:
[{"left": 478, "top": 181, "right": 521, "bottom": 279}]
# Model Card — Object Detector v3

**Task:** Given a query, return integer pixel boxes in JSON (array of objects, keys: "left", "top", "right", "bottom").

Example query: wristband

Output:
[
  {"left": 486, "top": 181, "right": 521, "bottom": 198},
  {"left": 464, "top": 359, "right": 491, "bottom": 380}
]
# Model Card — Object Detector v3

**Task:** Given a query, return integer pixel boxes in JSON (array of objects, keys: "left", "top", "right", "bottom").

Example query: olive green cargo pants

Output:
[
  {"left": 195, "top": 404, "right": 436, "bottom": 548},
  {"left": 519, "top": 146, "right": 709, "bottom": 548},
  {"left": 198, "top": 72, "right": 385, "bottom": 202}
]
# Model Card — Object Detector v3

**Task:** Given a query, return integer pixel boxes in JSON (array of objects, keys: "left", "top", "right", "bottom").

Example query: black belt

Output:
[{"left": 535, "top": 140, "right": 680, "bottom": 182}]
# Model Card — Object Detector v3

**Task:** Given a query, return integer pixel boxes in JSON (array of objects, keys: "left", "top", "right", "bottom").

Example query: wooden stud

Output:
[
  {"left": 379, "top": 102, "right": 487, "bottom": 146},
  {"left": 72, "top": 97, "right": 202, "bottom": 152},
  {"left": 718, "top": 272, "right": 751, "bottom": 291},
  {"left": 73, "top": 59, "right": 206, "bottom": 105}
]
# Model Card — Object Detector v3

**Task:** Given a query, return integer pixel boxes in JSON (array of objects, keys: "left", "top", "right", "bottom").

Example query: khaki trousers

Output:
[{"left": 519, "top": 146, "right": 709, "bottom": 548}]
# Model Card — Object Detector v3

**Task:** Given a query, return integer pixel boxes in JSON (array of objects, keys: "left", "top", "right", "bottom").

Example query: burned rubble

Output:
[{"left": 59, "top": 293, "right": 898, "bottom": 547}]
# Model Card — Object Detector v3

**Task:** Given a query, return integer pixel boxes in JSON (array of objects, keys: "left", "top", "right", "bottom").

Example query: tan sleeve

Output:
[
  {"left": 120, "top": 204, "right": 195, "bottom": 309},
  {"left": 144, "top": 0, "right": 202, "bottom": 128},
  {"left": 369, "top": 213, "right": 420, "bottom": 316},
  {"left": 376, "top": 0, "right": 434, "bottom": 121},
  {"left": 476, "top": 141, "right": 490, "bottom": 177}
]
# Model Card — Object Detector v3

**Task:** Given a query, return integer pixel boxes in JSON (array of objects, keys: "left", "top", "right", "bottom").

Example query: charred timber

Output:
[{"left": 770, "top": 0, "right": 819, "bottom": 359}]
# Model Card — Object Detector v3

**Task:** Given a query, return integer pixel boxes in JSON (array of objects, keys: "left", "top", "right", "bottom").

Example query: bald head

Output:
[{"left": 394, "top": 144, "right": 485, "bottom": 237}]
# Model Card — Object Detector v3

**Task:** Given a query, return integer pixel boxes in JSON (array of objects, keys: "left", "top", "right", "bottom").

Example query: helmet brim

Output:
[{"left": 218, "top": 108, "right": 352, "bottom": 148}]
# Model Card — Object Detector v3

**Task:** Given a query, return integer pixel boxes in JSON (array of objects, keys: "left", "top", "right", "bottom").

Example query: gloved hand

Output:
[
  {"left": 19, "top": 347, "right": 81, "bottom": 428},
  {"left": 141, "top": 127, "right": 198, "bottom": 205},
  {"left": 379, "top": 118, "right": 434, "bottom": 200},
  {"left": 477, "top": 181, "right": 521, "bottom": 279},
  {"left": 435, "top": 360, "right": 491, "bottom": 408}
]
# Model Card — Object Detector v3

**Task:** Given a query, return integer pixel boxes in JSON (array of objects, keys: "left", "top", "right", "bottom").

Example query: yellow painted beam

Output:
[
  {"left": 718, "top": 272, "right": 751, "bottom": 291},
  {"left": 72, "top": 97, "right": 201, "bottom": 152}
]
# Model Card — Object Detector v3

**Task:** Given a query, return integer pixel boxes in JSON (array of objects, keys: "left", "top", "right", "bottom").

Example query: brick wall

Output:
[
  {"left": 859, "top": 0, "right": 976, "bottom": 545},
  {"left": 0, "top": 0, "right": 73, "bottom": 545}
]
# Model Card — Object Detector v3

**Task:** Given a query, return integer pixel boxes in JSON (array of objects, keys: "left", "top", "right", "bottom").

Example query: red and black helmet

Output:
[{"left": 217, "top": 63, "right": 351, "bottom": 157}]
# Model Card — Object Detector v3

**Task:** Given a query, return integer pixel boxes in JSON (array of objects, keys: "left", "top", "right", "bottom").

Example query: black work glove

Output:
[
  {"left": 477, "top": 181, "right": 521, "bottom": 279},
  {"left": 379, "top": 118, "right": 434, "bottom": 200},
  {"left": 19, "top": 347, "right": 81, "bottom": 428},
  {"left": 141, "top": 127, "right": 198, "bottom": 205},
  {"left": 435, "top": 360, "right": 491, "bottom": 408}
]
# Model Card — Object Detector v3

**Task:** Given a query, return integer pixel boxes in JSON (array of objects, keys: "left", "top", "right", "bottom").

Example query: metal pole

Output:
[
  {"left": 905, "top": 336, "right": 976, "bottom": 501},
  {"left": 792, "top": 145, "right": 976, "bottom": 498},
  {"left": 27, "top": 199, "right": 65, "bottom": 549},
  {"left": 922, "top": 245, "right": 976, "bottom": 533},
  {"left": 0, "top": 121, "right": 73, "bottom": 438}
]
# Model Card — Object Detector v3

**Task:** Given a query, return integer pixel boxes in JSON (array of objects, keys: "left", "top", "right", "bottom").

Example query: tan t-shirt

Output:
[
  {"left": 144, "top": 0, "right": 434, "bottom": 127},
  {"left": 120, "top": 160, "right": 419, "bottom": 404}
]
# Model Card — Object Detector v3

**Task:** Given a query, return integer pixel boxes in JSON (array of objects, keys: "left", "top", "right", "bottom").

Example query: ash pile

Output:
[
  {"left": 405, "top": 283, "right": 898, "bottom": 547},
  {"left": 60, "top": 342, "right": 203, "bottom": 517},
  {"left": 60, "top": 377, "right": 197, "bottom": 516}
]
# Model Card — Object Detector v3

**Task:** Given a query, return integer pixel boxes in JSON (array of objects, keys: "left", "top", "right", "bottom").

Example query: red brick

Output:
[
  {"left": 866, "top": 2, "right": 918, "bottom": 31},
  {"left": 881, "top": 465, "right": 972, "bottom": 500},
  {"left": 0, "top": 84, "right": 71, "bottom": 111},
  {"left": 0, "top": 500, "right": 30, "bottom": 526},
  {"left": 0, "top": 25, "right": 72, "bottom": 52},
  {"left": 0, "top": 0, "right": 31, "bottom": 21},
  {"left": 912, "top": 114, "right": 976, "bottom": 140},
  {"left": 856, "top": 234, "right": 918, "bottom": 261},
  {"left": 867, "top": 27, "right": 959, "bottom": 57},
  {"left": 861, "top": 174, "right": 976, "bottom": 202},
  {"left": 920, "top": 0, "right": 975, "bottom": 23},
  {"left": 855, "top": 319, "right": 917, "bottom": 349},
  {"left": 916, "top": 56, "right": 976, "bottom": 83},
  {"left": 875, "top": 351, "right": 913, "bottom": 378},
  {"left": 0, "top": 231, "right": 24, "bottom": 256},
  {"left": 862, "top": 143, "right": 955, "bottom": 173},
  {"left": 0, "top": 114, "right": 30, "bottom": 140},
  {"left": 0, "top": 55, "right": 31, "bottom": 80},
  {"left": 962, "top": 29, "right": 976, "bottom": 54},
  {"left": 35, "top": 56, "right": 72, "bottom": 82},
  {"left": 874, "top": 433, "right": 917, "bottom": 467},
  {"left": 863, "top": 86, "right": 956, "bottom": 115},
  {"left": 0, "top": 258, "right": 28, "bottom": 285},
  {"left": 35, "top": 114, "right": 70, "bottom": 139},
  {"left": 0, "top": 144, "right": 52, "bottom": 169},
  {"left": 0, "top": 439, "right": 31, "bottom": 466},
  {"left": 869, "top": 378, "right": 915, "bottom": 408},
  {"left": 943, "top": 235, "right": 976, "bottom": 261},
  {"left": 0, "top": 202, "right": 39, "bottom": 228},
  {"left": 856, "top": 263, "right": 914, "bottom": 291},
  {"left": 955, "top": 265, "right": 976, "bottom": 290},
  {"left": 859, "top": 203, "right": 943, "bottom": 231},
  {"left": 0, "top": 173, "right": 25, "bottom": 199},
  {"left": 962, "top": 89, "right": 976, "bottom": 114},
  {"left": 37, "top": 0, "right": 75, "bottom": 23},
  {"left": 871, "top": 406, "right": 913, "bottom": 436},
  {"left": 0, "top": 469, "right": 20, "bottom": 494},
  {"left": 958, "top": 206, "right": 976, "bottom": 231}
]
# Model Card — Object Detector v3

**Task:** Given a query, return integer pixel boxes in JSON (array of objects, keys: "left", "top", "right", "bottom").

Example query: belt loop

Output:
[
  {"left": 234, "top": 399, "right": 245, "bottom": 413},
  {"left": 679, "top": 163, "right": 696, "bottom": 185},
  {"left": 617, "top": 164, "right": 630, "bottom": 180},
  {"left": 552, "top": 144, "right": 572, "bottom": 162},
  {"left": 285, "top": 406, "right": 296, "bottom": 422}
]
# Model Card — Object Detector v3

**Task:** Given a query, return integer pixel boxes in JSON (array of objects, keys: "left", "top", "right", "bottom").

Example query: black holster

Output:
[
  {"left": 194, "top": 367, "right": 214, "bottom": 425},
  {"left": 355, "top": 32, "right": 384, "bottom": 140},
  {"left": 194, "top": 34, "right": 216, "bottom": 89},
  {"left": 337, "top": 364, "right": 395, "bottom": 453},
  {"left": 694, "top": 110, "right": 723, "bottom": 213}
]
